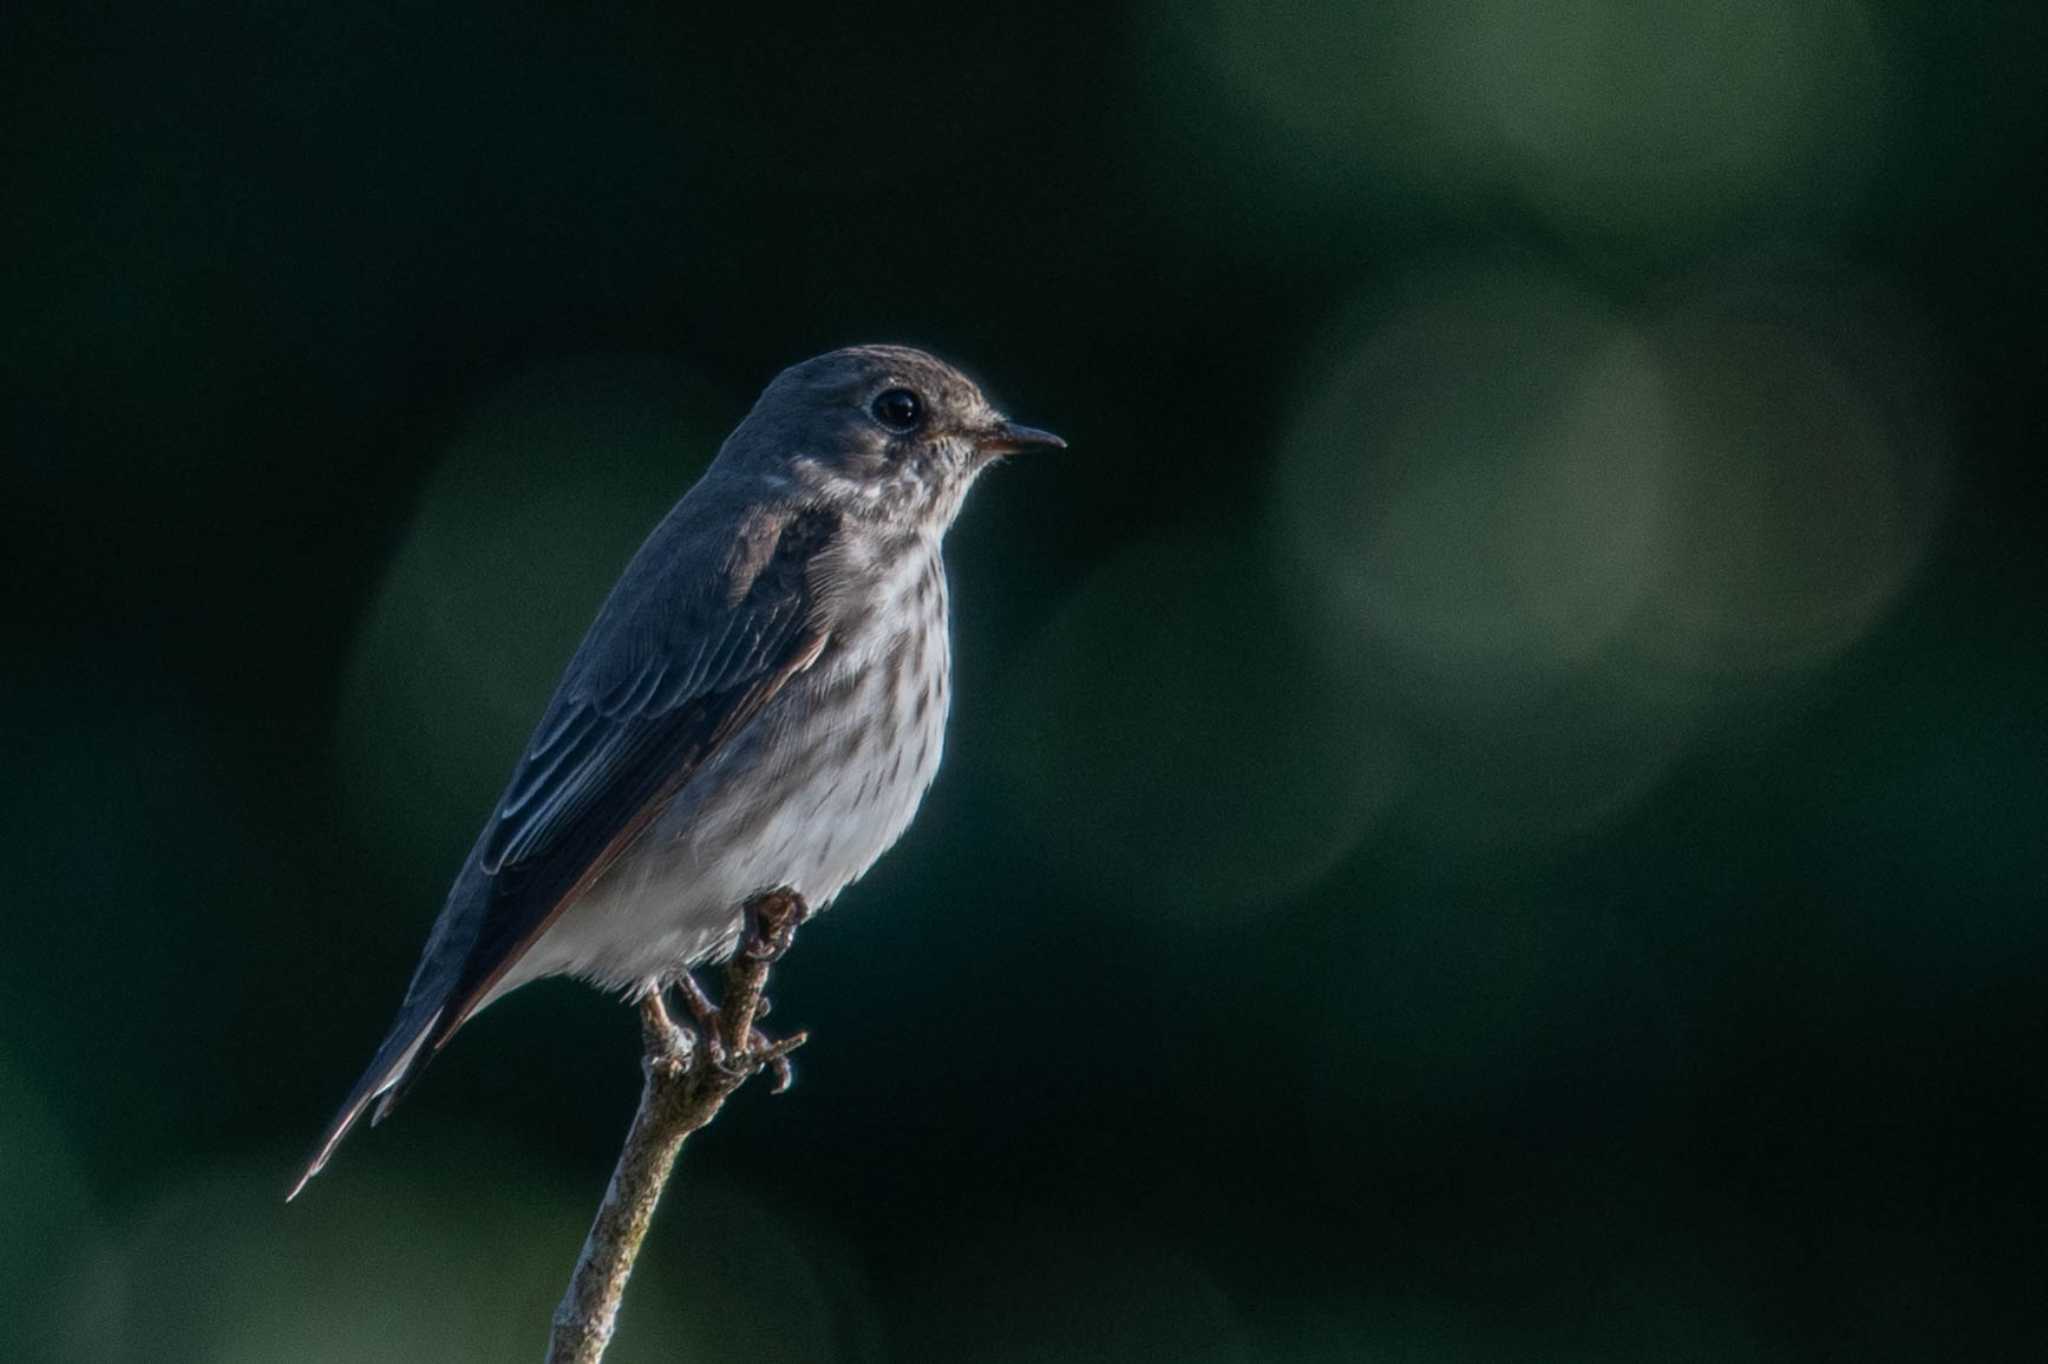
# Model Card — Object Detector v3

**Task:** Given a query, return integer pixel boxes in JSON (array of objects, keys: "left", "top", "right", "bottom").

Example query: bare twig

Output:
[{"left": 545, "top": 888, "right": 810, "bottom": 1364}]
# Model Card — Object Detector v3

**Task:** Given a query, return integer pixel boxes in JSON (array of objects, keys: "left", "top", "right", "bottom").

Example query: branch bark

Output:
[{"left": 545, "top": 888, "right": 810, "bottom": 1364}]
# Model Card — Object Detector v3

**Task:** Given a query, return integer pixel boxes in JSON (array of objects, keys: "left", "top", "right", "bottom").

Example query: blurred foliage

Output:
[{"left": 3, "top": 1, "right": 2043, "bottom": 1360}]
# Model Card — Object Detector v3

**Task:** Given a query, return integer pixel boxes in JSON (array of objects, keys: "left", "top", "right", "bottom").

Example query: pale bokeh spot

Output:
[
  {"left": 63, "top": 1157, "right": 867, "bottom": 1364},
  {"left": 1276, "top": 267, "right": 1671, "bottom": 706},
  {"left": 1274, "top": 267, "right": 1690, "bottom": 843},
  {"left": 335, "top": 356, "right": 724, "bottom": 886},
  {"left": 1625, "top": 262, "right": 1950, "bottom": 680},
  {"left": 1001, "top": 532, "right": 1406, "bottom": 918},
  {"left": 0, "top": 1056, "right": 99, "bottom": 1364},
  {"left": 1269, "top": 257, "right": 1947, "bottom": 847},
  {"left": 1144, "top": 0, "right": 1886, "bottom": 250}
]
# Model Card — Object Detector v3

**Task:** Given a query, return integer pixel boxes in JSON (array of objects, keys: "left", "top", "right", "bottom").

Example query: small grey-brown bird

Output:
[{"left": 290, "top": 345, "right": 1062, "bottom": 1198}]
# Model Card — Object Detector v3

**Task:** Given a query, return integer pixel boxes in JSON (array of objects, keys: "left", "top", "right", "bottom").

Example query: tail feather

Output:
[
  {"left": 285, "top": 1003, "right": 443, "bottom": 1201},
  {"left": 370, "top": 1039, "right": 434, "bottom": 1125}
]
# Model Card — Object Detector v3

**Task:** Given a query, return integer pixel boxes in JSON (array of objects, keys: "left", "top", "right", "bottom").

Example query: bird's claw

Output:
[
  {"left": 732, "top": 1026, "right": 808, "bottom": 1092},
  {"left": 655, "top": 889, "right": 810, "bottom": 1086},
  {"left": 741, "top": 889, "right": 807, "bottom": 962},
  {"left": 637, "top": 992, "right": 695, "bottom": 1075},
  {"left": 664, "top": 974, "right": 807, "bottom": 1089},
  {"left": 666, "top": 970, "right": 725, "bottom": 1068}
]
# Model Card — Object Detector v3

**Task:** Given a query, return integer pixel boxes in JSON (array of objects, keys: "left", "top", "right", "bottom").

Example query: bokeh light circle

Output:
[
  {"left": 336, "top": 356, "right": 725, "bottom": 883},
  {"left": 0, "top": 1056, "right": 98, "bottom": 1363},
  {"left": 1276, "top": 267, "right": 1671, "bottom": 706},
  {"left": 1144, "top": 0, "right": 1886, "bottom": 251},
  {"left": 71, "top": 1159, "right": 865, "bottom": 1363},
  {"left": 1626, "top": 260, "right": 1950, "bottom": 679},
  {"left": 1268, "top": 257, "right": 1948, "bottom": 848},
  {"left": 1000, "top": 532, "right": 1405, "bottom": 918},
  {"left": 1272, "top": 266, "right": 1693, "bottom": 844}
]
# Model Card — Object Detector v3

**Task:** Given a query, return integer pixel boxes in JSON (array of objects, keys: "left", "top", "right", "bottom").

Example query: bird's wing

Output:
[
  {"left": 289, "top": 499, "right": 837, "bottom": 1198},
  {"left": 432, "top": 499, "right": 839, "bottom": 1044}
]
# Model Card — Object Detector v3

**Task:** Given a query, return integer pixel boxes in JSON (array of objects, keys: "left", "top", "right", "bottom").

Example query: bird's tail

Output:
[{"left": 285, "top": 997, "right": 444, "bottom": 1201}]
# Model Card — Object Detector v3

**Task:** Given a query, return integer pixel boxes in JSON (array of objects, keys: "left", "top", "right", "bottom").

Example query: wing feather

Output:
[
  {"left": 288, "top": 500, "right": 838, "bottom": 1196},
  {"left": 453, "top": 504, "right": 836, "bottom": 1011}
]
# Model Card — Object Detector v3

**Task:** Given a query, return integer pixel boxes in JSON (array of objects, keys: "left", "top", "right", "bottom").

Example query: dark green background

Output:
[{"left": 4, "top": 3, "right": 2043, "bottom": 1360}]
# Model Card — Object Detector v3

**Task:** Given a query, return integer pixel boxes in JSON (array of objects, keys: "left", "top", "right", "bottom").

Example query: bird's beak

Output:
[{"left": 977, "top": 419, "right": 1067, "bottom": 455}]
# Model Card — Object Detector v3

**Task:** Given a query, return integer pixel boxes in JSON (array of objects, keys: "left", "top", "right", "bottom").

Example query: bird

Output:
[{"left": 289, "top": 345, "right": 1062, "bottom": 1199}]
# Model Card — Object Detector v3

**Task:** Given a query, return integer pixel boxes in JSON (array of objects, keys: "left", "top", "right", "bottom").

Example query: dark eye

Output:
[{"left": 870, "top": 387, "right": 924, "bottom": 433}]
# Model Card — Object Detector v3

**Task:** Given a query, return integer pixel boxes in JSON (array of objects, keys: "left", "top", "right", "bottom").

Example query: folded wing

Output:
[{"left": 288, "top": 500, "right": 837, "bottom": 1198}]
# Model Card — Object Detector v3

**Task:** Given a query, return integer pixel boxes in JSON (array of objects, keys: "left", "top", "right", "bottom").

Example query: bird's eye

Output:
[{"left": 870, "top": 388, "right": 924, "bottom": 433}]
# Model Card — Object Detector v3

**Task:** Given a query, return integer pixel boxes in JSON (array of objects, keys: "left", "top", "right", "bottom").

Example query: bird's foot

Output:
[
  {"left": 657, "top": 889, "right": 812, "bottom": 1090},
  {"left": 636, "top": 991, "right": 696, "bottom": 1079},
  {"left": 648, "top": 978, "right": 804, "bottom": 1088},
  {"left": 741, "top": 887, "right": 810, "bottom": 962},
  {"left": 736, "top": 1027, "right": 808, "bottom": 1093},
  {"left": 729, "top": 888, "right": 810, "bottom": 1088},
  {"left": 664, "top": 980, "right": 807, "bottom": 1089},
  {"left": 668, "top": 969, "right": 727, "bottom": 1069}
]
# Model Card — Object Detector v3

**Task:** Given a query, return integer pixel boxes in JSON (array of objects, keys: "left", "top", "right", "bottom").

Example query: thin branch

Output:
[{"left": 545, "top": 888, "right": 810, "bottom": 1364}]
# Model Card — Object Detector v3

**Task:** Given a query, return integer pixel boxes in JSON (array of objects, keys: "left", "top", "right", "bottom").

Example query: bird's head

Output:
[{"left": 723, "top": 344, "right": 1063, "bottom": 535}]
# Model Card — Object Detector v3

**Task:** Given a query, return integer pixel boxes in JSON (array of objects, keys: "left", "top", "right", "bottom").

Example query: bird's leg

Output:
[
  {"left": 636, "top": 991, "right": 692, "bottom": 1075},
  {"left": 668, "top": 887, "right": 810, "bottom": 1090},
  {"left": 732, "top": 889, "right": 810, "bottom": 1090},
  {"left": 740, "top": 887, "right": 809, "bottom": 963},
  {"left": 650, "top": 891, "right": 811, "bottom": 1086},
  {"left": 666, "top": 969, "right": 726, "bottom": 1069}
]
